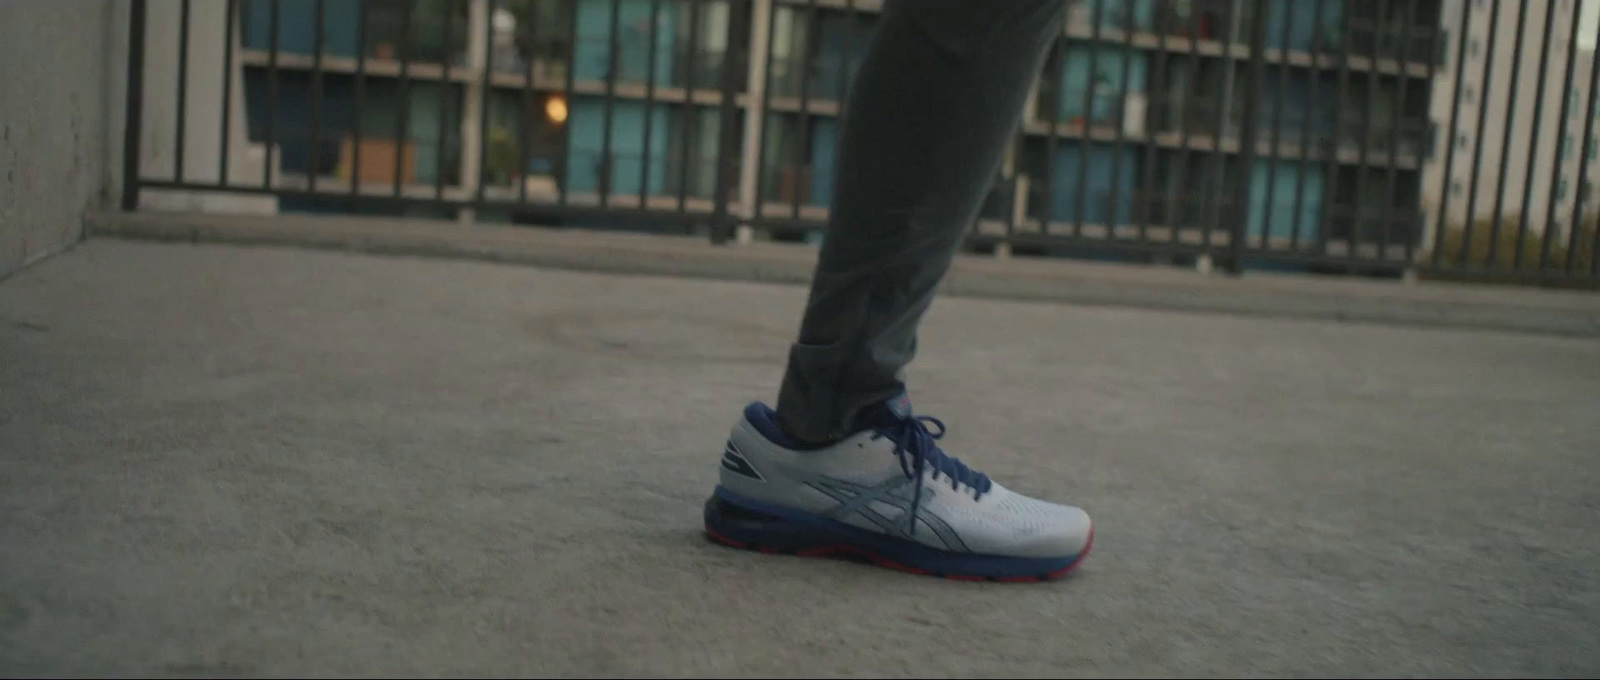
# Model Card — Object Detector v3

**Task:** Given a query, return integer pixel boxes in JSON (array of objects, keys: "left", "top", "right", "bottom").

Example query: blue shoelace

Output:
[{"left": 869, "top": 415, "right": 993, "bottom": 536}]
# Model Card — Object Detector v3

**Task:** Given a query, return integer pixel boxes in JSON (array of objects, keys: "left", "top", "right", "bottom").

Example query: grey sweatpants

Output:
[{"left": 774, "top": 0, "right": 1069, "bottom": 443}]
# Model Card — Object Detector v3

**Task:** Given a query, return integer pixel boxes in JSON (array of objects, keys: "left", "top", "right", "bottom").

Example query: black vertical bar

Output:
[
  {"left": 1459, "top": 1, "right": 1501, "bottom": 266},
  {"left": 1136, "top": 0, "right": 1170, "bottom": 241},
  {"left": 174, "top": 0, "right": 190, "bottom": 183},
  {"left": 350, "top": 0, "right": 366, "bottom": 195},
  {"left": 478, "top": 0, "right": 497, "bottom": 203},
  {"left": 753, "top": 1, "right": 777, "bottom": 220},
  {"left": 1570, "top": 11, "right": 1600, "bottom": 275},
  {"left": 308, "top": 0, "right": 324, "bottom": 193},
  {"left": 1105, "top": 4, "right": 1136, "bottom": 240},
  {"left": 1003, "top": 118, "right": 1020, "bottom": 242},
  {"left": 1040, "top": 37, "right": 1066, "bottom": 231},
  {"left": 393, "top": 0, "right": 413, "bottom": 198},
  {"left": 1318, "top": 2, "right": 1352, "bottom": 255},
  {"left": 1592, "top": 201, "right": 1600, "bottom": 278},
  {"left": 711, "top": 0, "right": 752, "bottom": 243},
  {"left": 638, "top": 0, "right": 662, "bottom": 207},
  {"left": 517, "top": 0, "right": 535, "bottom": 203},
  {"left": 1001, "top": 33, "right": 1033, "bottom": 240},
  {"left": 264, "top": 0, "right": 280, "bottom": 190},
  {"left": 838, "top": 0, "right": 857, "bottom": 102},
  {"left": 1261, "top": 0, "right": 1295, "bottom": 250},
  {"left": 1228, "top": 0, "right": 1267, "bottom": 273},
  {"left": 434, "top": 2, "right": 456, "bottom": 200},
  {"left": 1591, "top": 178, "right": 1600, "bottom": 277},
  {"left": 122, "top": 0, "right": 147, "bottom": 210},
  {"left": 1542, "top": 0, "right": 1583, "bottom": 272},
  {"left": 1514, "top": 0, "right": 1556, "bottom": 270},
  {"left": 1073, "top": 0, "right": 1104, "bottom": 237},
  {"left": 1172, "top": 1, "right": 1203, "bottom": 245},
  {"left": 559, "top": 0, "right": 579, "bottom": 205},
  {"left": 677, "top": 0, "right": 702, "bottom": 212},
  {"left": 1433, "top": 0, "right": 1472, "bottom": 267},
  {"left": 1485, "top": 0, "right": 1529, "bottom": 269},
  {"left": 1381, "top": 0, "right": 1418, "bottom": 262},
  {"left": 1400, "top": 0, "right": 1435, "bottom": 266},
  {"left": 599, "top": 0, "right": 622, "bottom": 207},
  {"left": 791, "top": 0, "right": 818, "bottom": 220},
  {"left": 219, "top": 0, "right": 235, "bottom": 187},
  {"left": 1201, "top": 3, "right": 1231, "bottom": 252},
  {"left": 1351, "top": 0, "right": 1387, "bottom": 264},
  {"left": 1289, "top": 0, "right": 1325, "bottom": 252}
]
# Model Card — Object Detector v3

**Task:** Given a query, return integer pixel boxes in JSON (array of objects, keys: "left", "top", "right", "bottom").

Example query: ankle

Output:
[{"left": 774, "top": 412, "right": 840, "bottom": 450}]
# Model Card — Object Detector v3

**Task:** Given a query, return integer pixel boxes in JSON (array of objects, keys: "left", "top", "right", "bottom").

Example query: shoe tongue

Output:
[
  {"left": 886, "top": 392, "right": 912, "bottom": 418},
  {"left": 852, "top": 393, "right": 913, "bottom": 432}
]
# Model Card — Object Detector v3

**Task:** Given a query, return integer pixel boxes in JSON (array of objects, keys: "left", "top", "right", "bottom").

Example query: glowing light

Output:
[{"left": 546, "top": 96, "right": 569, "bottom": 125}]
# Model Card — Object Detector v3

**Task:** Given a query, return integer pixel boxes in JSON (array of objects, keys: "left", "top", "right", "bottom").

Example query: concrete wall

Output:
[{"left": 0, "top": 1, "right": 130, "bottom": 279}]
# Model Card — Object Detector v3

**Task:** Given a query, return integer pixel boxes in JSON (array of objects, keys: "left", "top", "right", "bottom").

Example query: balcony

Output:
[
  {"left": 1344, "top": 18, "right": 1440, "bottom": 66},
  {"left": 1032, "top": 88, "right": 1150, "bottom": 140},
  {"left": 1066, "top": 0, "right": 1162, "bottom": 34}
]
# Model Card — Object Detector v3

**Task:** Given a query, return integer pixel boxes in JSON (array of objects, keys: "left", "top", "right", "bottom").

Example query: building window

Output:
[
  {"left": 1590, "top": 137, "right": 1599, "bottom": 160},
  {"left": 1458, "top": 134, "right": 1469, "bottom": 150},
  {"left": 1557, "top": 178, "right": 1570, "bottom": 199},
  {"left": 1469, "top": 38, "right": 1481, "bottom": 57},
  {"left": 1563, "top": 134, "right": 1574, "bottom": 160},
  {"left": 1451, "top": 180, "right": 1463, "bottom": 196}
]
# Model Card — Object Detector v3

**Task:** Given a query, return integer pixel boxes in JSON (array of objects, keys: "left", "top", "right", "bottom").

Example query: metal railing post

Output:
[
  {"left": 712, "top": 0, "right": 754, "bottom": 244},
  {"left": 1228, "top": 0, "right": 1270, "bottom": 274},
  {"left": 122, "top": 0, "right": 148, "bottom": 211}
]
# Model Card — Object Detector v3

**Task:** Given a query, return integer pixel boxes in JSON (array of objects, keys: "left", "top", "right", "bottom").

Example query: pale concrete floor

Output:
[{"left": 2, "top": 239, "right": 1598, "bottom": 678}]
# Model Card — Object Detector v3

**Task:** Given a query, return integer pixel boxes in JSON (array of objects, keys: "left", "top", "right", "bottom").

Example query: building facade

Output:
[
  {"left": 1421, "top": 0, "right": 1598, "bottom": 250},
  {"left": 209, "top": 0, "right": 1452, "bottom": 262}
]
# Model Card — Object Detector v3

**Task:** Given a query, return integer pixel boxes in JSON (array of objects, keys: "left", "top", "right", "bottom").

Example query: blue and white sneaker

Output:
[{"left": 704, "top": 400, "right": 1094, "bottom": 582}]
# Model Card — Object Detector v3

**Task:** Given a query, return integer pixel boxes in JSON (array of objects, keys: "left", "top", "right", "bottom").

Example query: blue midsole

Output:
[{"left": 708, "top": 485, "right": 1081, "bottom": 578}]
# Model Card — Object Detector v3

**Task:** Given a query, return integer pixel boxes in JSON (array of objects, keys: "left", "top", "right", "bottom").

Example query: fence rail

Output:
[{"left": 123, "top": 0, "right": 1600, "bottom": 286}]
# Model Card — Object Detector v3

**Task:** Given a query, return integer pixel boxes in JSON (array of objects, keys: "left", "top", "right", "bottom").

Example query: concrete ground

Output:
[{"left": 2, "top": 239, "right": 1598, "bottom": 678}]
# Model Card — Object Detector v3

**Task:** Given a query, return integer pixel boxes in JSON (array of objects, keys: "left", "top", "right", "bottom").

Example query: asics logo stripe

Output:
[
  {"left": 806, "top": 477, "right": 970, "bottom": 553},
  {"left": 720, "top": 443, "right": 764, "bottom": 480}
]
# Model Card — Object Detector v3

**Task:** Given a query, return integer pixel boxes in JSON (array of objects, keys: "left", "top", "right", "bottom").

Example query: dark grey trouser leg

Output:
[{"left": 774, "top": 0, "right": 1068, "bottom": 443}]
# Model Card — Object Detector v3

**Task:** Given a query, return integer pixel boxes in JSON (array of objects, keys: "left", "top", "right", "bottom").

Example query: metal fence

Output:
[{"left": 121, "top": 0, "right": 1600, "bottom": 286}]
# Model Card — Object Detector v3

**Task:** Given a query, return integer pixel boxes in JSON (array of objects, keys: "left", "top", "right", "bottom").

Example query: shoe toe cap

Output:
[{"left": 1011, "top": 504, "right": 1092, "bottom": 559}]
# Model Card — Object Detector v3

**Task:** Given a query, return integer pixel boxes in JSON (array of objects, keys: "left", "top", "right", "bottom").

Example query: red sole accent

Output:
[
  {"left": 704, "top": 526, "right": 747, "bottom": 549},
  {"left": 874, "top": 558, "right": 930, "bottom": 575},
  {"left": 705, "top": 521, "right": 1094, "bottom": 583}
]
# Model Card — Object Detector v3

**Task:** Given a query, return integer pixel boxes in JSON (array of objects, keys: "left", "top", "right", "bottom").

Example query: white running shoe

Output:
[{"left": 704, "top": 400, "right": 1093, "bottom": 581}]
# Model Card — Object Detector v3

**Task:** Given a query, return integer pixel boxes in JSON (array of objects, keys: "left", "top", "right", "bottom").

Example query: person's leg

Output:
[
  {"left": 705, "top": 0, "right": 1091, "bottom": 582},
  {"left": 775, "top": 0, "right": 1068, "bottom": 444}
]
